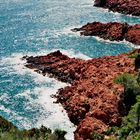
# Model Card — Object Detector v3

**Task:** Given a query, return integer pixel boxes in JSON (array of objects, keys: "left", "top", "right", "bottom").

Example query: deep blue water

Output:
[{"left": 0, "top": 0, "right": 140, "bottom": 139}]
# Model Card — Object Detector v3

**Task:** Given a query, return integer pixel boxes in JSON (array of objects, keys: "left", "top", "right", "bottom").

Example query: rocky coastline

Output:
[
  {"left": 24, "top": 50, "right": 137, "bottom": 140},
  {"left": 72, "top": 22, "right": 140, "bottom": 45},
  {"left": 94, "top": 0, "right": 140, "bottom": 16},
  {"left": 1, "top": 0, "right": 140, "bottom": 140}
]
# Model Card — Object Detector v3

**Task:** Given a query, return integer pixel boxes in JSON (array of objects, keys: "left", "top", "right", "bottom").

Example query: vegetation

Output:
[
  {"left": 2, "top": 53, "right": 140, "bottom": 140},
  {"left": 97, "top": 53, "right": 140, "bottom": 139},
  {"left": 104, "top": 71, "right": 140, "bottom": 140},
  {"left": 114, "top": 73, "right": 140, "bottom": 113},
  {"left": 104, "top": 96, "right": 140, "bottom": 140},
  {"left": 129, "top": 53, "right": 140, "bottom": 70},
  {"left": 0, "top": 116, "right": 67, "bottom": 140},
  {"left": 91, "top": 132, "right": 104, "bottom": 140}
]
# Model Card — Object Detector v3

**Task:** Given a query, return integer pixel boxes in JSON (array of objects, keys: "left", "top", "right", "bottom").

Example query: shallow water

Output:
[{"left": 0, "top": 0, "right": 140, "bottom": 139}]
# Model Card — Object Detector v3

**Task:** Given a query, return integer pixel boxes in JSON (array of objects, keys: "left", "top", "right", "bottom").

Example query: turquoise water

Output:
[{"left": 0, "top": 0, "right": 140, "bottom": 139}]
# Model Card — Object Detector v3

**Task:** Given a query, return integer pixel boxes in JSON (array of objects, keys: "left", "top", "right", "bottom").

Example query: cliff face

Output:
[
  {"left": 72, "top": 22, "right": 140, "bottom": 45},
  {"left": 25, "top": 50, "right": 135, "bottom": 140},
  {"left": 94, "top": 0, "right": 140, "bottom": 16}
]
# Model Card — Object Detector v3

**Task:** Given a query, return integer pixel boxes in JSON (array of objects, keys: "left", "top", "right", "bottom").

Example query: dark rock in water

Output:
[
  {"left": 24, "top": 49, "right": 138, "bottom": 140},
  {"left": 71, "top": 28, "right": 81, "bottom": 32},
  {"left": 21, "top": 55, "right": 29, "bottom": 60},
  {"left": 94, "top": 0, "right": 107, "bottom": 7},
  {"left": 94, "top": 0, "right": 140, "bottom": 16},
  {"left": 72, "top": 22, "right": 140, "bottom": 45}
]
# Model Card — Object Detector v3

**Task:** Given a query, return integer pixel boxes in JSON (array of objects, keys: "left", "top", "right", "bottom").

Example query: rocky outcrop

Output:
[
  {"left": 72, "top": 22, "right": 140, "bottom": 45},
  {"left": 25, "top": 50, "right": 135, "bottom": 140},
  {"left": 125, "top": 24, "right": 140, "bottom": 45},
  {"left": 94, "top": 0, "right": 140, "bottom": 16},
  {"left": 25, "top": 50, "right": 85, "bottom": 83}
]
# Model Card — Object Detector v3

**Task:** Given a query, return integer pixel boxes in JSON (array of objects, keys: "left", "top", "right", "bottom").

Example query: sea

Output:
[{"left": 0, "top": 0, "right": 140, "bottom": 139}]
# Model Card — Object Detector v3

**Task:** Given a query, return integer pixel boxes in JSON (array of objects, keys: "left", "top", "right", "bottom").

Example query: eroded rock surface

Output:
[
  {"left": 94, "top": 0, "right": 140, "bottom": 16},
  {"left": 72, "top": 22, "right": 140, "bottom": 45},
  {"left": 25, "top": 50, "right": 135, "bottom": 140}
]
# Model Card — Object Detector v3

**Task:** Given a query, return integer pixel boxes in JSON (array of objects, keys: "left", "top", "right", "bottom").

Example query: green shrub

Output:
[
  {"left": 0, "top": 116, "right": 67, "bottom": 140},
  {"left": 104, "top": 73, "right": 140, "bottom": 139},
  {"left": 105, "top": 126, "right": 118, "bottom": 135},
  {"left": 53, "top": 129, "right": 67, "bottom": 140},
  {"left": 128, "top": 53, "right": 140, "bottom": 59},
  {"left": 129, "top": 53, "right": 140, "bottom": 70},
  {"left": 114, "top": 73, "right": 140, "bottom": 113},
  {"left": 91, "top": 132, "right": 104, "bottom": 140}
]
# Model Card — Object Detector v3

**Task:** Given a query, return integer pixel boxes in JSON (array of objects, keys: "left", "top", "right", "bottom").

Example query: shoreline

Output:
[
  {"left": 24, "top": 49, "right": 137, "bottom": 139},
  {"left": 94, "top": 0, "right": 140, "bottom": 17},
  {"left": 72, "top": 22, "right": 140, "bottom": 45}
]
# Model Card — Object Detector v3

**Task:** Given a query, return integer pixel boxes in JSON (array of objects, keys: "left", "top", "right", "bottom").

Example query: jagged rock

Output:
[
  {"left": 75, "top": 116, "right": 107, "bottom": 140},
  {"left": 125, "top": 24, "right": 140, "bottom": 45},
  {"left": 72, "top": 22, "right": 140, "bottom": 45},
  {"left": 24, "top": 50, "right": 136, "bottom": 140},
  {"left": 94, "top": 0, "right": 140, "bottom": 16}
]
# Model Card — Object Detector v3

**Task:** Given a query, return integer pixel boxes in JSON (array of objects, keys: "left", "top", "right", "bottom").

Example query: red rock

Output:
[
  {"left": 94, "top": 0, "right": 140, "bottom": 16},
  {"left": 72, "top": 22, "right": 140, "bottom": 45},
  {"left": 75, "top": 116, "right": 107, "bottom": 140},
  {"left": 24, "top": 50, "right": 136, "bottom": 140},
  {"left": 125, "top": 25, "right": 140, "bottom": 45}
]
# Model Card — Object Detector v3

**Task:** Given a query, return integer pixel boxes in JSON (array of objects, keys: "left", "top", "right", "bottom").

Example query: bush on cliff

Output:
[
  {"left": 114, "top": 73, "right": 140, "bottom": 114},
  {"left": 105, "top": 73, "right": 140, "bottom": 140},
  {"left": 0, "top": 116, "right": 17, "bottom": 132},
  {"left": 129, "top": 53, "right": 140, "bottom": 70},
  {"left": 105, "top": 96, "right": 140, "bottom": 140},
  {"left": 0, "top": 116, "right": 67, "bottom": 140},
  {"left": 119, "top": 95, "right": 140, "bottom": 139},
  {"left": 91, "top": 132, "right": 104, "bottom": 140}
]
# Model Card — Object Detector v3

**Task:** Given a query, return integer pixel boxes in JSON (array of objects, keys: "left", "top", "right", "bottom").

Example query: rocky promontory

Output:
[
  {"left": 72, "top": 22, "right": 140, "bottom": 45},
  {"left": 94, "top": 0, "right": 140, "bottom": 16},
  {"left": 24, "top": 50, "right": 136, "bottom": 140}
]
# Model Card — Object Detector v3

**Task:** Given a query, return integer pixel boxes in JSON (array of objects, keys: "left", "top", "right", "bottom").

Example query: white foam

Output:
[
  {"left": 42, "top": 25, "right": 82, "bottom": 39},
  {"left": 0, "top": 105, "right": 12, "bottom": 114},
  {"left": 46, "top": 6, "right": 59, "bottom": 12},
  {"left": 0, "top": 0, "right": 23, "bottom": 3},
  {"left": 0, "top": 93, "right": 10, "bottom": 103},
  {"left": 15, "top": 85, "right": 75, "bottom": 140},
  {"left": 123, "top": 40, "right": 140, "bottom": 49},
  {"left": 16, "top": 12, "right": 32, "bottom": 17},
  {"left": 0, "top": 104, "right": 32, "bottom": 128},
  {"left": 1, "top": 50, "right": 84, "bottom": 139},
  {"left": 0, "top": 48, "right": 91, "bottom": 140},
  {"left": 0, "top": 48, "right": 90, "bottom": 88},
  {"left": 109, "top": 10, "right": 140, "bottom": 19},
  {"left": 66, "top": 31, "right": 140, "bottom": 49},
  {"left": 0, "top": 53, "right": 31, "bottom": 75},
  {"left": 15, "top": 90, "right": 33, "bottom": 100},
  {"left": 94, "top": 36, "right": 140, "bottom": 48},
  {"left": 50, "top": 48, "right": 91, "bottom": 60},
  {"left": 59, "top": 26, "right": 82, "bottom": 36},
  {"left": 95, "top": 6, "right": 140, "bottom": 19}
]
